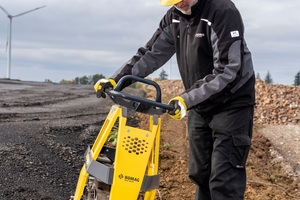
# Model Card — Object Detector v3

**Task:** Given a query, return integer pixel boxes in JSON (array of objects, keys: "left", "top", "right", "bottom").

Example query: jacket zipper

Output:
[{"left": 185, "top": 22, "right": 191, "bottom": 84}]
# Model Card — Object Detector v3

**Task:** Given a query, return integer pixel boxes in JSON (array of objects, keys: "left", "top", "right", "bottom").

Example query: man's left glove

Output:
[
  {"left": 167, "top": 96, "right": 187, "bottom": 120},
  {"left": 94, "top": 78, "right": 116, "bottom": 98}
]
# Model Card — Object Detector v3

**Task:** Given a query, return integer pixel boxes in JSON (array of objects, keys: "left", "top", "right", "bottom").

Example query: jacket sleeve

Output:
[
  {"left": 110, "top": 9, "right": 175, "bottom": 83},
  {"left": 181, "top": 5, "right": 254, "bottom": 110}
]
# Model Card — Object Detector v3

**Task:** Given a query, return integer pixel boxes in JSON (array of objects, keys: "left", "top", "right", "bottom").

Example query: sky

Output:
[{"left": 0, "top": 0, "right": 299, "bottom": 85}]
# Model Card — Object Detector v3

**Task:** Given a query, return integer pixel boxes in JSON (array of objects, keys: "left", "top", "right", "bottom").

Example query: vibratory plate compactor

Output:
[{"left": 71, "top": 75, "right": 173, "bottom": 200}]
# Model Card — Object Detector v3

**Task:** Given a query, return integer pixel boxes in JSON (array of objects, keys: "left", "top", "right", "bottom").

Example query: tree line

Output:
[
  {"left": 58, "top": 74, "right": 105, "bottom": 85},
  {"left": 257, "top": 70, "right": 300, "bottom": 86},
  {"left": 45, "top": 69, "right": 299, "bottom": 86},
  {"left": 48, "top": 69, "right": 169, "bottom": 85}
]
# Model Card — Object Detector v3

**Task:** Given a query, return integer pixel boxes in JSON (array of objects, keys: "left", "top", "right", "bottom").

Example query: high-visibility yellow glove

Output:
[
  {"left": 94, "top": 78, "right": 116, "bottom": 98},
  {"left": 167, "top": 96, "right": 187, "bottom": 120}
]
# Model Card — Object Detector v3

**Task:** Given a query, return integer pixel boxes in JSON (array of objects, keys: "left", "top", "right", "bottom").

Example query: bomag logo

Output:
[
  {"left": 125, "top": 175, "right": 139, "bottom": 182},
  {"left": 118, "top": 174, "right": 140, "bottom": 182}
]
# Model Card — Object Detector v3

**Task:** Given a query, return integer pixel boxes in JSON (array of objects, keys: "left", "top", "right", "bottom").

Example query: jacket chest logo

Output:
[{"left": 195, "top": 33, "right": 205, "bottom": 38}]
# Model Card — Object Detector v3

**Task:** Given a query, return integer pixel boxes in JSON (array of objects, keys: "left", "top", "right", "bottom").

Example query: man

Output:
[{"left": 94, "top": 0, "right": 255, "bottom": 199}]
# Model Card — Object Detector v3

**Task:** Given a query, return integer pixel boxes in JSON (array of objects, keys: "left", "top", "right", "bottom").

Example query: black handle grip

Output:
[
  {"left": 114, "top": 75, "right": 162, "bottom": 102},
  {"left": 105, "top": 75, "right": 174, "bottom": 115}
]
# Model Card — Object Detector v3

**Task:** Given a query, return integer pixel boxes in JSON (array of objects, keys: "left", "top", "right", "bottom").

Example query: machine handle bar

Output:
[{"left": 105, "top": 75, "right": 174, "bottom": 115}]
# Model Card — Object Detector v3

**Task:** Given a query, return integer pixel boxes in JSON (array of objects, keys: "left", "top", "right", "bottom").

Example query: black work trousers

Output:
[{"left": 188, "top": 106, "right": 254, "bottom": 200}]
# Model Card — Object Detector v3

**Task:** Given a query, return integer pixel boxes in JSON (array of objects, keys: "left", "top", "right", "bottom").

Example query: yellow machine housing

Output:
[{"left": 73, "top": 104, "right": 161, "bottom": 200}]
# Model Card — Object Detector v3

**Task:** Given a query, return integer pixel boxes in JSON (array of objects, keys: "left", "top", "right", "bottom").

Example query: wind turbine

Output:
[{"left": 0, "top": 5, "right": 46, "bottom": 79}]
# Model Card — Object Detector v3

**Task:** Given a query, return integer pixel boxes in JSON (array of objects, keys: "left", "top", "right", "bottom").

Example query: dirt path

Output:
[{"left": 257, "top": 125, "right": 300, "bottom": 179}]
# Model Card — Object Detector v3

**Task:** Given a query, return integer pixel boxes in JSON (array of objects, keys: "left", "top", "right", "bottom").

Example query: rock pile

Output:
[
  {"left": 254, "top": 79, "right": 299, "bottom": 125},
  {"left": 155, "top": 79, "right": 300, "bottom": 125}
]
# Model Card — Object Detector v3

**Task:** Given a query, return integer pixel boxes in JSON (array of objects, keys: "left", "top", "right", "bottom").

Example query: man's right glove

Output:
[
  {"left": 94, "top": 78, "right": 116, "bottom": 98},
  {"left": 167, "top": 96, "right": 187, "bottom": 120}
]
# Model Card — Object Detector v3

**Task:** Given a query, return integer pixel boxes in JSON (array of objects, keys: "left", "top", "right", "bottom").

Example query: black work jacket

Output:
[{"left": 111, "top": 0, "right": 255, "bottom": 115}]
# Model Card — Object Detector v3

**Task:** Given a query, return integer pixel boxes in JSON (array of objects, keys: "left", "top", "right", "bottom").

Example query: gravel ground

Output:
[
  {"left": 0, "top": 79, "right": 141, "bottom": 200},
  {"left": 0, "top": 78, "right": 299, "bottom": 200}
]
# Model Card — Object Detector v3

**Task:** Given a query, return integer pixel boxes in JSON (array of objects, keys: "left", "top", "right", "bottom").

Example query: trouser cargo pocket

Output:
[{"left": 230, "top": 134, "right": 251, "bottom": 169}]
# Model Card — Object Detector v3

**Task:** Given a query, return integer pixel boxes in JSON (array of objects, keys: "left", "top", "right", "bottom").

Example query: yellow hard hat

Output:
[{"left": 160, "top": 0, "right": 182, "bottom": 6}]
